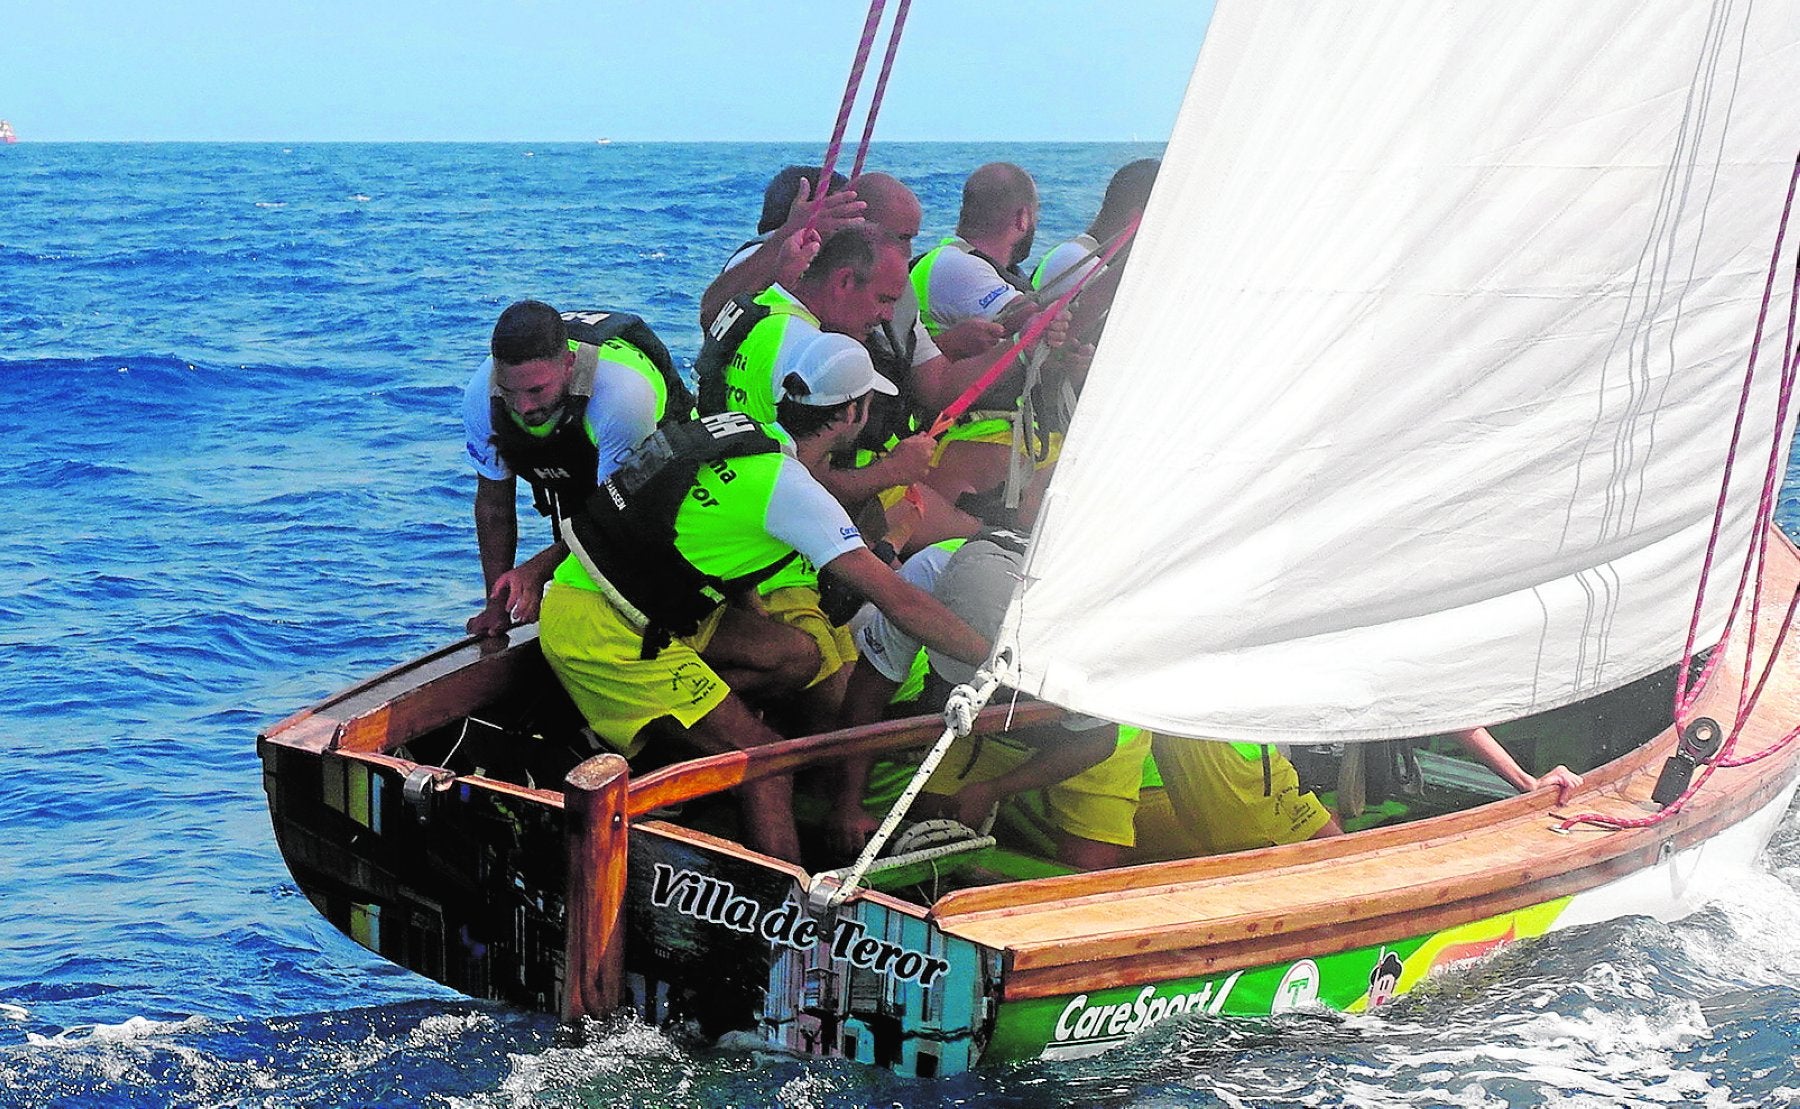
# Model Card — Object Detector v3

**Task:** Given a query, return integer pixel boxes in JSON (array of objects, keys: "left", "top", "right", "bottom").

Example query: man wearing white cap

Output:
[{"left": 538, "top": 328, "right": 989, "bottom": 863}]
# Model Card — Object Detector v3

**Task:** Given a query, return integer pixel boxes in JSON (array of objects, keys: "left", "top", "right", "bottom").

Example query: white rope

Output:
[
  {"left": 558, "top": 517, "right": 651, "bottom": 630},
  {"left": 810, "top": 647, "right": 1013, "bottom": 911}
]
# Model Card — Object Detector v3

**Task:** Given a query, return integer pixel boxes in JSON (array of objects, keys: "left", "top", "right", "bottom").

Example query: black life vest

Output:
[
  {"left": 562, "top": 411, "right": 800, "bottom": 656},
  {"left": 858, "top": 317, "right": 921, "bottom": 454},
  {"left": 487, "top": 310, "right": 692, "bottom": 520},
  {"left": 693, "top": 295, "right": 772, "bottom": 417},
  {"left": 561, "top": 309, "right": 693, "bottom": 423},
  {"left": 967, "top": 244, "right": 1037, "bottom": 296}
]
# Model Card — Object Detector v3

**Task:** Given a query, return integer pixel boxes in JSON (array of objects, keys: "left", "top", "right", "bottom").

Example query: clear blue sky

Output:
[{"left": 1, "top": 1, "right": 1215, "bottom": 142}]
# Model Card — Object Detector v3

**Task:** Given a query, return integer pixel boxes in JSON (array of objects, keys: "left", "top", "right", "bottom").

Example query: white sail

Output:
[{"left": 1003, "top": 0, "right": 1800, "bottom": 742}]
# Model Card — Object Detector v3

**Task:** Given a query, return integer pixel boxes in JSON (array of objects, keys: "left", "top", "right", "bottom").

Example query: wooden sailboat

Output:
[{"left": 260, "top": 0, "right": 1800, "bottom": 1077}]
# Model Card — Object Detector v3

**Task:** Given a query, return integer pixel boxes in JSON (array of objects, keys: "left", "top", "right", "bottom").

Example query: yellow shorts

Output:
[
  {"left": 934, "top": 414, "right": 1065, "bottom": 465},
  {"left": 1147, "top": 735, "right": 1332, "bottom": 854},
  {"left": 938, "top": 412, "right": 1017, "bottom": 447},
  {"left": 538, "top": 581, "right": 728, "bottom": 757},
  {"left": 923, "top": 728, "right": 1147, "bottom": 847},
  {"left": 762, "top": 586, "right": 857, "bottom": 688}
]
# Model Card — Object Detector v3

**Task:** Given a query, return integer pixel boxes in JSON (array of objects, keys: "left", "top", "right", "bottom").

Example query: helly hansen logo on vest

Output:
[
  {"left": 701, "top": 411, "right": 759, "bottom": 438},
  {"left": 649, "top": 864, "right": 950, "bottom": 987},
  {"left": 563, "top": 311, "right": 613, "bottom": 327},
  {"left": 709, "top": 301, "right": 746, "bottom": 341}
]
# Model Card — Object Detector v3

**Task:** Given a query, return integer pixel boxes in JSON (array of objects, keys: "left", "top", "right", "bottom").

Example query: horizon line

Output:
[{"left": 0, "top": 136, "right": 1164, "bottom": 146}]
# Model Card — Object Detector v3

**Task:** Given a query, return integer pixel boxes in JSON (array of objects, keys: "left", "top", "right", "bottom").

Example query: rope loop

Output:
[{"left": 944, "top": 648, "right": 1012, "bottom": 737}]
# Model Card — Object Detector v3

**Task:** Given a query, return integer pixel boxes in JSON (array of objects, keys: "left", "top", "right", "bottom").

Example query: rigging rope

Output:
[
  {"left": 1672, "top": 151, "right": 1800, "bottom": 722},
  {"left": 850, "top": 0, "right": 912, "bottom": 180},
  {"left": 928, "top": 215, "right": 1142, "bottom": 438},
  {"left": 811, "top": 649, "right": 1014, "bottom": 911},
  {"left": 804, "top": 0, "right": 911, "bottom": 235},
  {"left": 1559, "top": 150, "right": 1800, "bottom": 833}
]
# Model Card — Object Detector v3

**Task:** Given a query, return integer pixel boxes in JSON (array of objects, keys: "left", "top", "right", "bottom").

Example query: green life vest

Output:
[{"left": 910, "top": 237, "right": 1034, "bottom": 337}]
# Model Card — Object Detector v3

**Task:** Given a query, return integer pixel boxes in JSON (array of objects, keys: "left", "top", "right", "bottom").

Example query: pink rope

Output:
[
  {"left": 1672, "top": 152, "right": 1800, "bottom": 720},
  {"left": 928, "top": 216, "right": 1142, "bottom": 437},
  {"left": 850, "top": 0, "right": 912, "bottom": 180},
  {"left": 1557, "top": 152, "right": 1800, "bottom": 833},
  {"left": 803, "top": 0, "right": 888, "bottom": 236}
]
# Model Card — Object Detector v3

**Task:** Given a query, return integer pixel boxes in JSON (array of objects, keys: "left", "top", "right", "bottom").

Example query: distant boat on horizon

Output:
[{"left": 0, "top": 121, "right": 17, "bottom": 144}]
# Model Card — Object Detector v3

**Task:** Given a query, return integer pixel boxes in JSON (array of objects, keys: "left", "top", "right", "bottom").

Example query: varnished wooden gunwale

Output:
[
  {"left": 625, "top": 701, "right": 1065, "bottom": 817},
  {"left": 259, "top": 632, "right": 547, "bottom": 755}
]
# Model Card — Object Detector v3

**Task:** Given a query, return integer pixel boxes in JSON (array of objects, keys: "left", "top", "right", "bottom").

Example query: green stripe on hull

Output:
[{"left": 982, "top": 895, "right": 1573, "bottom": 1062}]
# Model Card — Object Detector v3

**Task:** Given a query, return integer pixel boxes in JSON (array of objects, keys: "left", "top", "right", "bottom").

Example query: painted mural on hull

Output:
[
  {"left": 260, "top": 745, "right": 572, "bottom": 1011},
  {"left": 265, "top": 747, "right": 995, "bottom": 1075},
  {"left": 983, "top": 898, "right": 1574, "bottom": 1064},
  {"left": 625, "top": 832, "right": 992, "bottom": 1077}
]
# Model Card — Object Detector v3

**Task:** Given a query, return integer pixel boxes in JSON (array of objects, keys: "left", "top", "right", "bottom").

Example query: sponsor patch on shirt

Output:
[
  {"left": 839, "top": 526, "right": 861, "bottom": 541},
  {"left": 977, "top": 286, "right": 1009, "bottom": 310}
]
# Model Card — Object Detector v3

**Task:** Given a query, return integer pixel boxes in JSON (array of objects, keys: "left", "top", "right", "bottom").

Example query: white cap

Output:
[{"left": 781, "top": 331, "right": 898, "bottom": 407}]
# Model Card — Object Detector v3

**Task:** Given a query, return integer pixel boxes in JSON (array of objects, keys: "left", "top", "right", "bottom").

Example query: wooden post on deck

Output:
[{"left": 562, "top": 753, "right": 631, "bottom": 1023}]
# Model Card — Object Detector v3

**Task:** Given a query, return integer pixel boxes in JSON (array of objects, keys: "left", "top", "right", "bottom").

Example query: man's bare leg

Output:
[
  {"left": 702, "top": 605, "right": 820, "bottom": 699},
  {"left": 657, "top": 694, "right": 804, "bottom": 862}
]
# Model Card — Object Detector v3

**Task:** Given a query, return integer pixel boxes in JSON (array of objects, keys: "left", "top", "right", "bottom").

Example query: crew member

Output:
[
  {"left": 696, "top": 226, "right": 935, "bottom": 510},
  {"left": 697, "top": 165, "right": 864, "bottom": 330},
  {"left": 837, "top": 532, "right": 1143, "bottom": 868},
  {"left": 463, "top": 300, "right": 690, "bottom": 637},
  {"left": 538, "top": 331, "right": 989, "bottom": 862},
  {"left": 1031, "top": 158, "right": 1159, "bottom": 301},
  {"left": 907, "top": 163, "right": 1065, "bottom": 522},
  {"left": 911, "top": 162, "right": 1042, "bottom": 338}
]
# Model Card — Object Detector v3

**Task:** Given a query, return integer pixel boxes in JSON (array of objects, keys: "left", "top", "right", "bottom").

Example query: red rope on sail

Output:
[
  {"left": 928, "top": 216, "right": 1142, "bottom": 438},
  {"left": 803, "top": 0, "right": 889, "bottom": 236},
  {"left": 1672, "top": 151, "right": 1800, "bottom": 722},
  {"left": 1558, "top": 151, "right": 1800, "bottom": 833},
  {"left": 850, "top": 0, "right": 912, "bottom": 180}
]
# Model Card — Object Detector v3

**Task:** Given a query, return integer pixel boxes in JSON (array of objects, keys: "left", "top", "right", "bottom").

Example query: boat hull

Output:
[
  {"left": 984, "top": 776, "right": 1799, "bottom": 1063},
  {"left": 258, "top": 533, "right": 1800, "bottom": 1078}
]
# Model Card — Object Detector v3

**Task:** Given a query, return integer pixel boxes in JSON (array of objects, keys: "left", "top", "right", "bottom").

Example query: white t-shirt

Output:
[
  {"left": 720, "top": 237, "right": 765, "bottom": 275},
  {"left": 1033, "top": 234, "right": 1102, "bottom": 295},
  {"left": 759, "top": 453, "right": 868, "bottom": 573},
  {"left": 921, "top": 241, "right": 1025, "bottom": 330},
  {"left": 848, "top": 543, "right": 957, "bottom": 683},
  {"left": 463, "top": 344, "right": 664, "bottom": 484}
]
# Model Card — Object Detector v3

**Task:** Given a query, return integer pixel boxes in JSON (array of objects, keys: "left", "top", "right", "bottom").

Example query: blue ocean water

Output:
[{"left": 2, "top": 141, "right": 1799, "bottom": 1108}]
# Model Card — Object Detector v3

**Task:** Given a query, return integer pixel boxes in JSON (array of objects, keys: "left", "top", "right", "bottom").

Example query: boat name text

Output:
[{"left": 649, "top": 864, "right": 949, "bottom": 986}]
